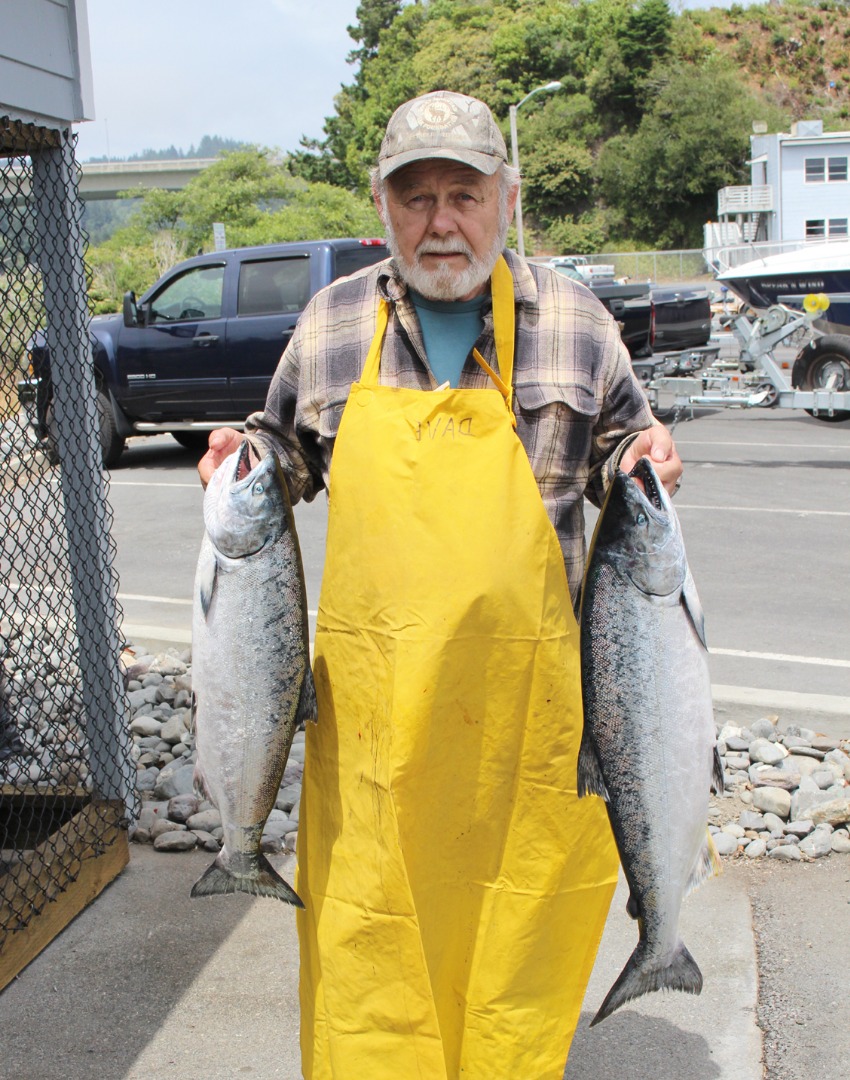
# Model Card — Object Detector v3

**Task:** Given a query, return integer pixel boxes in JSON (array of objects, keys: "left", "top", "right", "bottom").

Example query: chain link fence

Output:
[
  {"left": 588, "top": 250, "right": 712, "bottom": 285},
  {"left": 1, "top": 117, "right": 136, "bottom": 987}
]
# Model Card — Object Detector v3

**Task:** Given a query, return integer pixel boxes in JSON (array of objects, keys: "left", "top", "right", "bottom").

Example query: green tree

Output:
[
  {"left": 596, "top": 61, "right": 784, "bottom": 247},
  {"left": 347, "top": 0, "right": 404, "bottom": 64},
  {"left": 586, "top": 0, "right": 673, "bottom": 132},
  {"left": 520, "top": 141, "right": 595, "bottom": 221}
]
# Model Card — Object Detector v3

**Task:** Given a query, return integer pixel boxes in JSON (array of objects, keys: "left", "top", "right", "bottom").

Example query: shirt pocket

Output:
[
  {"left": 316, "top": 398, "right": 348, "bottom": 442},
  {"left": 513, "top": 381, "right": 599, "bottom": 489}
]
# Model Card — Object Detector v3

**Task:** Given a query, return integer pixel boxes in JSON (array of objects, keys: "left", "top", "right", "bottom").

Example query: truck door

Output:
[
  {"left": 116, "top": 263, "right": 229, "bottom": 418},
  {"left": 226, "top": 255, "right": 312, "bottom": 414}
]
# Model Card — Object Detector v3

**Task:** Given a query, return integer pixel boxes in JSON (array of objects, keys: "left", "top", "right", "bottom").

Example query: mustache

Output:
[{"left": 415, "top": 240, "right": 474, "bottom": 260}]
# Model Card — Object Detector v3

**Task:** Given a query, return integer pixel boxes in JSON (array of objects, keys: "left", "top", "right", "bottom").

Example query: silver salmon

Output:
[
  {"left": 191, "top": 441, "right": 316, "bottom": 905},
  {"left": 578, "top": 456, "right": 723, "bottom": 1025}
]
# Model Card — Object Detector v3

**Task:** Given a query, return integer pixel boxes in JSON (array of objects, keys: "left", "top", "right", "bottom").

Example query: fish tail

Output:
[
  {"left": 190, "top": 852, "right": 304, "bottom": 907},
  {"left": 590, "top": 941, "right": 703, "bottom": 1027},
  {"left": 577, "top": 724, "right": 609, "bottom": 800},
  {"left": 685, "top": 830, "right": 723, "bottom": 896}
]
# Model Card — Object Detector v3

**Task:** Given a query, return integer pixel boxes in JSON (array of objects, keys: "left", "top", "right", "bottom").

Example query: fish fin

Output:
[
  {"left": 686, "top": 831, "right": 723, "bottom": 896},
  {"left": 296, "top": 663, "right": 318, "bottom": 725},
  {"left": 711, "top": 745, "right": 726, "bottom": 795},
  {"left": 192, "top": 759, "right": 212, "bottom": 802},
  {"left": 190, "top": 852, "right": 304, "bottom": 907},
  {"left": 197, "top": 549, "right": 218, "bottom": 618},
  {"left": 577, "top": 725, "right": 609, "bottom": 801},
  {"left": 590, "top": 941, "right": 703, "bottom": 1027},
  {"left": 682, "top": 567, "right": 708, "bottom": 649},
  {"left": 626, "top": 892, "right": 641, "bottom": 920}
]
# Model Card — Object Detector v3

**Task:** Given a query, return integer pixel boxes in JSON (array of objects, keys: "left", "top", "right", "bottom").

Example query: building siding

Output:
[{"left": 0, "top": 0, "right": 94, "bottom": 127}]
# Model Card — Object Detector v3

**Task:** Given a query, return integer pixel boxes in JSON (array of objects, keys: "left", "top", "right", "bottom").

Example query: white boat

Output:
[{"left": 716, "top": 240, "right": 850, "bottom": 336}]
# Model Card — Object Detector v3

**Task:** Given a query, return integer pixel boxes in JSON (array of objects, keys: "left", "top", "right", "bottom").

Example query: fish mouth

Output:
[
  {"left": 629, "top": 457, "right": 667, "bottom": 515},
  {"left": 231, "top": 440, "right": 253, "bottom": 484}
]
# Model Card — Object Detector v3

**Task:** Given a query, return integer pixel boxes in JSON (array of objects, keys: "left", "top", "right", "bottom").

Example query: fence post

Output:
[{"left": 30, "top": 132, "right": 134, "bottom": 813}]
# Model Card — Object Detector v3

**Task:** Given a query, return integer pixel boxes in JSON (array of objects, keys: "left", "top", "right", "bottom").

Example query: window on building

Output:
[
  {"left": 828, "top": 218, "right": 849, "bottom": 238},
  {"left": 828, "top": 157, "right": 848, "bottom": 182},
  {"left": 805, "top": 158, "right": 825, "bottom": 182},
  {"left": 805, "top": 220, "right": 826, "bottom": 239}
]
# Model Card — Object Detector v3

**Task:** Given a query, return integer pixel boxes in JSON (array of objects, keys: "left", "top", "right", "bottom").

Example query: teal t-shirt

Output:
[{"left": 409, "top": 290, "right": 486, "bottom": 388}]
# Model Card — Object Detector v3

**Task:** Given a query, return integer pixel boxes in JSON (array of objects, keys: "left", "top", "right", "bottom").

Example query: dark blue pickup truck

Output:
[{"left": 20, "top": 238, "right": 389, "bottom": 466}]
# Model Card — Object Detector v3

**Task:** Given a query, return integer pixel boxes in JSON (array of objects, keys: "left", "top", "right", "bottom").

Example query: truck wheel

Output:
[
  {"left": 45, "top": 391, "right": 126, "bottom": 468},
  {"left": 791, "top": 336, "right": 850, "bottom": 422},
  {"left": 170, "top": 431, "right": 211, "bottom": 453},
  {"left": 97, "top": 391, "right": 127, "bottom": 468}
]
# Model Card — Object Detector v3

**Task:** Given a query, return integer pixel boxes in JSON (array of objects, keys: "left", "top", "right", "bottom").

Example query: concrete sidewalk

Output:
[{"left": 0, "top": 845, "right": 761, "bottom": 1080}]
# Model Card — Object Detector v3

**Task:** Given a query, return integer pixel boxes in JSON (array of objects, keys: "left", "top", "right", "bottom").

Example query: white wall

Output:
[
  {"left": 0, "top": 0, "right": 94, "bottom": 127},
  {"left": 781, "top": 138, "right": 850, "bottom": 241}
]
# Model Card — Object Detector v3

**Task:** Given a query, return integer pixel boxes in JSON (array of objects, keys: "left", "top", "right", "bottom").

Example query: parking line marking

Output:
[
  {"left": 711, "top": 647, "right": 850, "bottom": 669},
  {"left": 119, "top": 593, "right": 193, "bottom": 606},
  {"left": 110, "top": 481, "right": 199, "bottom": 489},
  {"left": 676, "top": 504, "right": 850, "bottom": 516},
  {"left": 677, "top": 440, "right": 850, "bottom": 450}
]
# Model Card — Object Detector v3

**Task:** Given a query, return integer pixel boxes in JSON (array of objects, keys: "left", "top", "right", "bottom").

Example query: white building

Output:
[
  {"left": 705, "top": 120, "right": 850, "bottom": 264},
  {"left": 1, "top": 0, "right": 94, "bottom": 130}
]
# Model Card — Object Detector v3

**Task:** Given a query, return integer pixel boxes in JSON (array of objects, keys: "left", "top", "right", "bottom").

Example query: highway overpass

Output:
[
  {"left": 78, "top": 158, "right": 218, "bottom": 200},
  {"left": 1, "top": 157, "right": 218, "bottom": 202}
]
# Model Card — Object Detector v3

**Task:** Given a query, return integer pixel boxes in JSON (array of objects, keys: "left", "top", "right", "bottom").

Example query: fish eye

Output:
[
  {"left": 636, "top": 512, "right": 648, "bottom": 526},
  {"left": 253, "top": 482, "right": 265, "bottom": 495}
]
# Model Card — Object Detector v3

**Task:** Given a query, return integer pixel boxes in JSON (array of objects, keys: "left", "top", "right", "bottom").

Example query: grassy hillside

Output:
[{"left": 681, "top": 1, "right": 850, "bottom": 123}]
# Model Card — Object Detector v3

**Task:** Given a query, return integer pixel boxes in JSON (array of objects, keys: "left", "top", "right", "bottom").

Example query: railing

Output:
[{"left": 717, "top": 185, "right": 774, "bottom": 215}]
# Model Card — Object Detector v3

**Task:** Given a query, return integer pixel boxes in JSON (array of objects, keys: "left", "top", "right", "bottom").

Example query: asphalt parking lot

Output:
[{"left": 107, "top": 401, "right": 850, "bottom": 714}]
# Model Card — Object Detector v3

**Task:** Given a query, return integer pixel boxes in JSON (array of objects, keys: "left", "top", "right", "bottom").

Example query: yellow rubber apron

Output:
[{"left": 296, "top": 257, "right": 618, "bottom": 1079}]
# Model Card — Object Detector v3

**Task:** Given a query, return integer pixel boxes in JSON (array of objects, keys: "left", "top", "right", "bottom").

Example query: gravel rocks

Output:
[
  {"left": 710, "top": 718, "right": 850, "bottom": 863},
  {"left": 120, "top": 657, "right": 848, "bottom": 867},
  {"left": 123, "top": 647, "right": 304, "bottom": 859}
]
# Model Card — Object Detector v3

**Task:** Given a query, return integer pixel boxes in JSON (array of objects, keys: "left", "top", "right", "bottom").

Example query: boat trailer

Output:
[{"left": 639, "top": 299, "right": 850, "bottom": 422}]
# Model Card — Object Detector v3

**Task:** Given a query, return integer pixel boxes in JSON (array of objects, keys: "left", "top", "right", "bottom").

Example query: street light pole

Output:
[{"left": 508, "top": 81, "right": 562, "bottom": 259}]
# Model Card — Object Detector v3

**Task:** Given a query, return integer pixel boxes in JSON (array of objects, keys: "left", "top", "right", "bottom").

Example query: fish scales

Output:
[
  {"left": 191, "top": 441, "right": 316, "bottom": 905},
  {"left": 579, "top": 456, "right": 721, "bottom": 1026}
]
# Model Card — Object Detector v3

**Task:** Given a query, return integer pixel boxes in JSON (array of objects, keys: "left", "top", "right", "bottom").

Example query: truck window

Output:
[
  {"left": 238, "top": 258, "right": 311, "bottom": 315},
  {"left": 332, "top": 244, "right": 388, "bottom": 280},
  {"left": 149, "top": 265, "right": 225, "bottom": 323}
]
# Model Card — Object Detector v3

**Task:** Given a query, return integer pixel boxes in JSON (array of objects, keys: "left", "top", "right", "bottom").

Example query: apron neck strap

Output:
[
  {"left": 361, "top": 296, "right": 390, "bottom": 386},
  {"left": 361, "top": 255, "right": 516, "bottom": 416}
]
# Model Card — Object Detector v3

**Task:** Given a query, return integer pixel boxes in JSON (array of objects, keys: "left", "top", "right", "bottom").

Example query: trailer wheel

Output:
[
  {"left": 791, "top": 336, "right": 850, "bottom": 422},
  {"left": 754, "top": 382, "right": 778, "bottom": 407}
]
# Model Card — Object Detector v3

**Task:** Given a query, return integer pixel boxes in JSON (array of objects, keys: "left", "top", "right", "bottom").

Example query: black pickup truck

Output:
[
  {"left": 19, "top": 238, "right": 389, "bottom": 466},
  {"left": 547, "top": 259, "right": 653, "bottom": 357}
]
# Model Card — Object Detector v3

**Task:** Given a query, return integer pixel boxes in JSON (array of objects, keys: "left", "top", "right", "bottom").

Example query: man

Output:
[{"left": 200, "top": 91, "right": 681, "bottom": 1079}]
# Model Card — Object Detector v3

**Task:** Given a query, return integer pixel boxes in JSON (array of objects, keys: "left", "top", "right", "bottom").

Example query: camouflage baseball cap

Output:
[{"left": 378, "top": 91, "right": 508, "bottom": 179}]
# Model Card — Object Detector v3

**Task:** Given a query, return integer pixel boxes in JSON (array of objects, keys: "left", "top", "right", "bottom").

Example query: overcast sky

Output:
[{"left": 76, "top": 0, "right": 741, "bottom": 162}]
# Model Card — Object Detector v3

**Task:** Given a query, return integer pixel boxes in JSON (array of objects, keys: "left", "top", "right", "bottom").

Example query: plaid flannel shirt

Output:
[{"left": 246, "top": 248, "right": 654, "bottom": 601}]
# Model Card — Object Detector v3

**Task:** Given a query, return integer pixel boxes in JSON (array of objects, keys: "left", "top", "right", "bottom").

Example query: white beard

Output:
[{"left": 384, "top": 219, "right": 508, "bottom": 302}]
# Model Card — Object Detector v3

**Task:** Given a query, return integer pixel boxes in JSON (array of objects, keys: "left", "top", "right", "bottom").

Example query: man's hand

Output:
[
  {"left": 619, "top": 425, "right": 682, "bottom": 496},
  {"left": 198, "top": 427, "right": 244, "bottom": 489}
]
